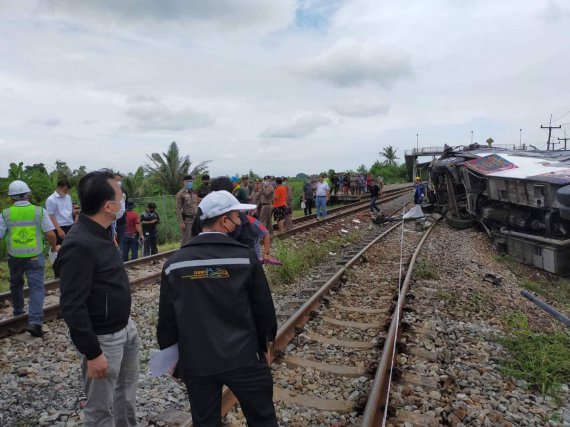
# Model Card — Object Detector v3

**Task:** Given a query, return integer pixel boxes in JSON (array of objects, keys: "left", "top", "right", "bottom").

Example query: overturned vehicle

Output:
[{"left": 429, "top": 145, "right": 570, "bottom": 275}]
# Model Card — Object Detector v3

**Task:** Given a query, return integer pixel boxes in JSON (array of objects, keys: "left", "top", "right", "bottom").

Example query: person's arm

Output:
[
  {"left": 40, "top": 209, "right": 58, "bottom": 251},
  {"left": 175, "top": 193, "right": 184, "bottom": 229},
  {"left": 247, "top": 256, "right": 277, "bottom": 362},
  {"left": 59, "top": 241, "right": 102, "bottom": 361},
  {"left": 136, "top": 216, "right": 144, "bottom": 241},
  {"left": 0, "top": 213, "right": 7, "bottom": 239},
  {"left": 46, "top": 198, "right": 65, "bottom": 239},
  {"left": 157, "top": 268, "right": 179, "bottom": 349}
]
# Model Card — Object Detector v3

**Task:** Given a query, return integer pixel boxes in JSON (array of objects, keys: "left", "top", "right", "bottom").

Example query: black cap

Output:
[
  {"left": 263, "top": 175, "right": 271, "bottom": 180},
  {"left": 183, "top": 175, "right": 193, "bottom": 181},
  {"left": 202, "top": 174, "right": 210, "bottom": 181}
]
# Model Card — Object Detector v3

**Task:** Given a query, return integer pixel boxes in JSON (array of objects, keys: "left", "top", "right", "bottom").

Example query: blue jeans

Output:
[
  {"left": 370, "top": 196, "right": 380, "bottom": 213},
  {"left": 316, "top": 196, "right": 327, "bottom": 219},
  {"left": 8, "top": 253, "right": 45, "bottom": 325},
  {"left": 81, "top": 318, "right": 139, "bottom": 427},
  {"left": 121, "top": 235, "right": 139, "bottom": 262}
]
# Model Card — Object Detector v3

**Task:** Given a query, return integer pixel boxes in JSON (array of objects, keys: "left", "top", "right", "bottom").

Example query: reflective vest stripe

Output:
[
  {"left": 2, "top": 205, "right": 44, "bottom": 258},
  {"left": 165, "top": 258, "right": 250, "bottom": 275}
]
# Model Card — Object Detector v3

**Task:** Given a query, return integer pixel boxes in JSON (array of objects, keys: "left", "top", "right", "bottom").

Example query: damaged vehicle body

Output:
[{"left": 429, "top": 145, "right": 570, "bottom": 275}]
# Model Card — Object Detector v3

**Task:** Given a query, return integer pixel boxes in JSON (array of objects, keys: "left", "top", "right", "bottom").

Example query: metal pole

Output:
[
  {"left": 471, "top": 130, "right": 473, "bottom": 144},
  {"left": 519, "top": 128, "right": 522, "bottom": 146},
  {"left": 521, "top": 290, "right": 570, "bottom": 327},
  {"left": 416, "top": 133, "right": 418, "bottom": 152}
]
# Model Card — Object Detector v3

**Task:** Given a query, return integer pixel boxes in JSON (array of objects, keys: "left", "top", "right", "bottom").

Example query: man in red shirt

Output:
[
  {"left": 272, "top": 177, "right": 287, "bottom": 233},
  {"left": 121, "top": 201, "right": 144, "bottom": 261}
]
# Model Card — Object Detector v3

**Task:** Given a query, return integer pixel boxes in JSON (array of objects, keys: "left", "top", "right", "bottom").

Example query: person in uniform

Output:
[
  {"left": 157, "top": 190, "right": 278, "bottom": 426},
  {"left": 176, "top": 175, "right": 197, "bottom": 247},
  {"left": 250, "top": 179, "right": 262, "bottom": 217},
  {"left": 259, "top": 175, "right": 274, "bottom": 235},
  {"left": 0, "top": 180, "right": 58, "bottom": 337}
]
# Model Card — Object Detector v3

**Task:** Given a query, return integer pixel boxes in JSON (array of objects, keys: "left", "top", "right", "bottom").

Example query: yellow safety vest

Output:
[{"left": 1, "top": 204, "right": 44, "bottom": 258}]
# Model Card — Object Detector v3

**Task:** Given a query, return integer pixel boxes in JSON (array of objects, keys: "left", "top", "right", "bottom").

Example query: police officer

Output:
[
  {"left": 176, "top": 175, "right": 197, "bottom": 247},
  {"left": 0, "top": 180, "right": 58, "bottom": 337},
  {"left": 157, "top": 190, "right": 278, "bottom": 427},
  {"left": 259, "top": 176, "right": 274, "bottom": 235}
]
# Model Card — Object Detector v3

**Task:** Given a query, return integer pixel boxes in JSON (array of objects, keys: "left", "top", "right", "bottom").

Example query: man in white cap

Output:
[
  {"left": 0, "top": 180, "right": 58, "bottom": 337},
  {"left": 157, "top": 190, "right": 278, "bottom": 426}
]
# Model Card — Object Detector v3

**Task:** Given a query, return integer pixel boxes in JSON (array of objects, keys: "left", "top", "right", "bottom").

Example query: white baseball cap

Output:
[{"left": 199, "top": 190, "right": 257, "bottom": 220}]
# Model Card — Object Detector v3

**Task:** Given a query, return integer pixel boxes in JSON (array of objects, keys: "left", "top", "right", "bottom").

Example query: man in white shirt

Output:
[
  {"left": 315, "top": 175, "right": 330, "bottom": 220},
  {"left": 45, "top": 178, "right": 74, "bottom": 245}
]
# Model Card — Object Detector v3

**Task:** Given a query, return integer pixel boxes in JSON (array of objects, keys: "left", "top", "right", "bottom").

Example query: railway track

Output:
[
  {"left": 0, "top": 184, "right": 413, "bottom": 338},
  {"left": 208, "top": 212, "right": 438, "bottom": 426}
]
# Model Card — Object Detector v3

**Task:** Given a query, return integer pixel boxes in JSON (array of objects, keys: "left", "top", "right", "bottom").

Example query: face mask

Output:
[
  {"left": 111, "top": 199, "right": 126, "bottom": 219},
  {"left": 117, "top": 181, "right": 122, "bottom": 187},
  {"left": 185, "top": 182, "right": 194, "bottom": 190},
  {"left": 225, "top": 215, "right": 242, "bottom": 239}
]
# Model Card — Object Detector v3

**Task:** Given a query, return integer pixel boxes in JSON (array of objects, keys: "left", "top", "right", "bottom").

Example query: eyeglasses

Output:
[{"left": 108, "top": 193, "right": 126, "bottom": 204}]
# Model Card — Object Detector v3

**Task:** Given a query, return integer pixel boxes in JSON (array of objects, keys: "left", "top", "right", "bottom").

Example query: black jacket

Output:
[
  {"left": 157, "top": 232, "right": 277, "bottom": 376},
  {"left": 57, "top": 215, "right": 131, "bottom": 360}
]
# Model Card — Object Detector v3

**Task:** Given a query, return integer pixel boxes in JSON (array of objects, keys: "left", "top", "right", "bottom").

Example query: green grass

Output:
[
  {"left": 520, "top": 278, "right": 570, "bottom": 312},
  {"left": 493, "top": 253, "right": 521, "bottom": 275},
  {"left": 265, "top": 231, "right": 360, "bottom": 293},
  {"left": 414, "top": 258, "right": 439, "bottom": 280},
  {"left": 499, "top": 311, "right": 570, "bottom": 395}
]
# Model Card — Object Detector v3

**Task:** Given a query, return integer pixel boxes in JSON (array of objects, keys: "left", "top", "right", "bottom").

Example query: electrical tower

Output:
[{"left": 541, "top": 114, "right": 561, "bottom": 150}]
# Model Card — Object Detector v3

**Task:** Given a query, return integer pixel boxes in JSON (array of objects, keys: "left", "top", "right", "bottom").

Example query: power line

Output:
[
  {"left": 552, "top": 109, "right": 570, "bottom": 123},
  {"left": 559, "top": 130, "right": 570, "bottom": 150}
]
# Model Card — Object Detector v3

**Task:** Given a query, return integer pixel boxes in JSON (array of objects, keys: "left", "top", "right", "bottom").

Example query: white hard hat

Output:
[{"left": 8, "top": 180, "right": 32, "bottom": 196}]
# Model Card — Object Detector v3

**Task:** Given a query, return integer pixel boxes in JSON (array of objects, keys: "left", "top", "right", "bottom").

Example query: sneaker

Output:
[{"left": 27, "top": 324, "right": 43, "bottom": 337}]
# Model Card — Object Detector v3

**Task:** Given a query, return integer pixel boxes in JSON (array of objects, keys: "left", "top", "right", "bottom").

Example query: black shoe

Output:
[{"left": 27, "top": 324, "right": 43, "bottom": 337}]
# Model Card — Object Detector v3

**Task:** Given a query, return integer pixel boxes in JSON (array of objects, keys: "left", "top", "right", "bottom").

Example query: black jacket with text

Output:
[{"left": 157, "top": 232, "right": 277, "bottom": 376}]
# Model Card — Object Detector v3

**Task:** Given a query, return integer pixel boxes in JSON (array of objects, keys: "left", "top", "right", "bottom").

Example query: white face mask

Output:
[{"left": 109, "top": 199, "right": 126, "bottom": 219}]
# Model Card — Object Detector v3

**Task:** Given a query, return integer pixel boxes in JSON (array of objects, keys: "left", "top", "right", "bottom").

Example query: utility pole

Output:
[
  {"left": 519, "top": 128, "right": 522, "bottom": 146},
  {"left": 541, "top": 114, "right": 561, "bottom": 150},
  {"left": 559, "top": 130, "right": 570, "bottom": 150},
  {"left": 416, "top": 133, "right": 419, "bottom": 152},
  {"left": 471, "top": 130, "right": 473, "bottom": 144}
]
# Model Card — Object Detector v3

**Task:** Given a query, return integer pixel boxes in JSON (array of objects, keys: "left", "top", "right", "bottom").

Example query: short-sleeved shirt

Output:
[
  {"left": 124, "top": 210, "right": 140, "bottom": 235},
  {"left": 316, "top": 182, "right": 329, "bottom": 197},
  {"left": 140, "top": 211, "right": 160, "bottom": 234},
  {"left": 273, "top": 185, "right": 287, "bottom": 208},
  {"left": 45, "top": 191, "right": 74, "bottom": 227},
  {"left": 0, "top": 201, "right": 55, "bottom": 238},
  {"left": 247, "top": 215, "right": 269, "bottom": 258}
]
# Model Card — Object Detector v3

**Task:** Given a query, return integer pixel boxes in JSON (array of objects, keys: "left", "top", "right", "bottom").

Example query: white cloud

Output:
[
  {"left": 260, "top": 114, "right": 332, "bottom": 138},
  {"left": 125, "top": 97, "right": 214, "bottom": 131},
  {"left": 292, "top": 39, "right": 412, "bottom": 88},
  {"left": 332, "top": 102, "right": 390, "bottom": 118},
  {"left": 39, "top": 0, "right": 296, "bottom": 34}
]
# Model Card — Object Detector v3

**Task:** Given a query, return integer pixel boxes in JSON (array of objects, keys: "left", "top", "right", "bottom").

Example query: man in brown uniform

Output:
[
  {"left": 250, "top": 179, "right": 262, "bottom": 218},
  {"left": 176, "top": 175, "right": 197, "bottom": 246},
  {"left": 259, "top": 175, "right": 274, "bottom": 235}
]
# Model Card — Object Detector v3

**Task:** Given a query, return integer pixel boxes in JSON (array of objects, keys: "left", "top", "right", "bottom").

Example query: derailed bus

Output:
[{"left": 429, "top": 144, "right": 570, "bottom": 276}]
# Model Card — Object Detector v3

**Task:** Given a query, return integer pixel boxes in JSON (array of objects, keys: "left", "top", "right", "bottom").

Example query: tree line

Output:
[{"left": 1, "top": 143, "right": 407, "bottom": 210}]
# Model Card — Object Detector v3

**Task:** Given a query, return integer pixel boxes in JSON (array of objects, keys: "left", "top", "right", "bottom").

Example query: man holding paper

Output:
[{"left": 157, "top": 190, "right": 278, "bottom": 427}]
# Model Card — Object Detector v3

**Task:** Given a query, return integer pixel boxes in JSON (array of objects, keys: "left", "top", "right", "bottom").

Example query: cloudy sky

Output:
[{"left": 1, "top": 0, "right": 570, "bottom": 178}]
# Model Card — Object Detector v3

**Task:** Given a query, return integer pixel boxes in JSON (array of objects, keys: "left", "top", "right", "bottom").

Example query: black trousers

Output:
[
  {"left": 184, "top": 360, "right": 277, "bottom": 427},
  {"left": 304, "top": 199, "right": 313, "bottom": 216},
  {"left": 143, "top": 231, "right": 158, "bottom": 256}
]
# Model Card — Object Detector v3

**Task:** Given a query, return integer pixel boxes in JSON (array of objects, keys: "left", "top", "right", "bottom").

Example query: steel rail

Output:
[
  {"left": 0, "top": 187, "right": 412, "bottom": 338},
  {"left": 360, "top": 221, "right": 437, "bottom": 427},
  {"left": 208, "top": 220, "right": 405, "bottom": 425},
  {"left": 0, "top": 186, "right": 412, "bottom": 306}
]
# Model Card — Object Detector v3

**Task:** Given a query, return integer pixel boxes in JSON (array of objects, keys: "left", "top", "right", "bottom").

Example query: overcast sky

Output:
[{"left": 1, "top": 0, "right": 570, "bottom": 178}]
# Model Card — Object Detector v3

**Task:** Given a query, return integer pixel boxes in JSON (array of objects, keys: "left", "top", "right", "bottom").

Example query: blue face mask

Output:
[{"left": 185, "top": 182, "right": 194, "bottom": 190}]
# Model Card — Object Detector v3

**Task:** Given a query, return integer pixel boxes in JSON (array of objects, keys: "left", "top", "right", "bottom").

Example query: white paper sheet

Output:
[
  {"left": 48, "top": 250, "right": 58, "bottom": 265},
  {"left": 148, "top": 344, "right": 179, "bottom": 378}
]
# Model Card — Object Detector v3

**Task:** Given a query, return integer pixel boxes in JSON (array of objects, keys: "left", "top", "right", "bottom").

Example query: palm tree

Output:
[
  {"left": 145, "top": 142, "right": 210, "bottom": 195},
  {"left": 122, "top": 167, "right": 147, "bottom": 198},
  {"left": 380, "top": 146, "right": 399, "bottom": 166}
]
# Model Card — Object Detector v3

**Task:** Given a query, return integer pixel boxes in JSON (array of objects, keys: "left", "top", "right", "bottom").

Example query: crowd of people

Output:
[{"left": 0, "top": 169, "right": 394, "bottom": 426}]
